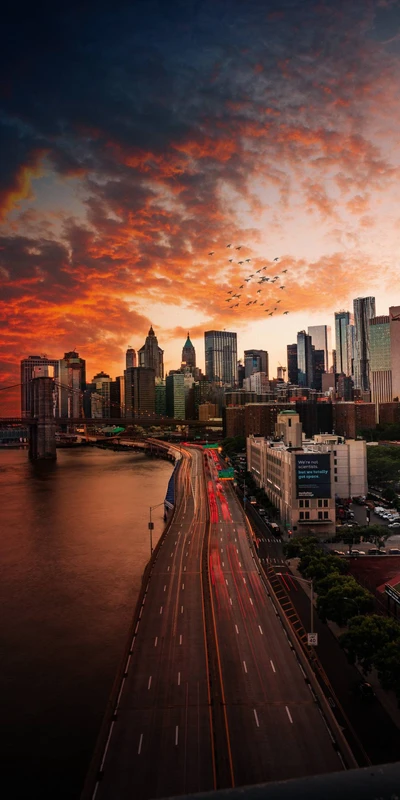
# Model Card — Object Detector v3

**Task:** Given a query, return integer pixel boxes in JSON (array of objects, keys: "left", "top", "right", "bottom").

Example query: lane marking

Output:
[
  {"left": 164, "top": 585, "right": 167, "bottom": 592},
  {"left": 229, "top": 597, "right": 233, "bottom": 605},
  {"left": 235, "top": 625, "right": 239, "bottom": 634},
  {"left": 160, "top": 606, "right": 163, "bottom": 615},
  {"left": 138, "top": 733, "right": 143, "bottom": 755},
  {"left": 167, "top": 566, "right": 170, "bottom": 572},
  {"left": 182, "top": 583, "right": 185, "bottom": 590},
  {"left": 270, "top": 660, "right": 276, "bottom": 673},
  {"left": 243, "top": 577, "right": 246, "bottom": 584},
  {"left": 221, "top": 548, "right": 223, "bottom": 553},
  {"left": 135, "top": 623, "right": 139, "bottom": 634},
  {"left": 186, "top": 552, "right": 188, "bottom": 556},
  {"left": 139, "top": 609, "right": 142, "bottom": 619},
  {"left": 181, "top": 605, "right": 184, "bottom": 614},
  {"left": 221, "top": 537, "right": 223, "bottom": 542},
  {"left": 259, "top": 625, "right": 263, "bottom": 635},
  {"left": 222, "top": 561, "right": 225, "bottom": 567},
  {"left": 249, "top": 597, "right": 253, "bottom": 605},
  {"left": 253, "top": 709, "right": 260, "bottom": 728},
  {"left": 175, "top": 726, "right": 179, "bottom": 746},
  {"left": 236, "top": 548, "right": 239, "bottom": 554},
  {"left": 286, "top": 706, "right": 293, "bottom": 724},
  {"left": 239, "top": 561, "right": 242, "bottom": 567},
  {"left": 226, "top": 579, "right": 228, "bottom": 585},
  {"left": 154, "top": 636, "right": 158, "bottom": 646},
  {"left": 179, "top": 634, "right": 182, "bottom": 645},
  {"left": 243, "top": 661, "right": 248, "bottom": 673},
  {"left": 171, "top": 552, "right": 174, "bottom": 557},
  {"left": 178, "top": 672, "right": 181, "bottom": 686},
  {"left": 184, "top": 566, "right": 186, "bottom": 571},
  {"left": 148, "top": 676, "right": 152, "bottom": 689},
  {"left": 175, "top": 540, "right": 177, "bottom": 544}
]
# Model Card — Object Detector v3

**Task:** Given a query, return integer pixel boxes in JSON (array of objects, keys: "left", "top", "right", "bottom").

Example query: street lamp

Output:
[
  {"left": 276, "top": 572, "right": 314, "bottom": 638},
  {"left": 148, "top": 501, "right": 165, "bottom": 556}
]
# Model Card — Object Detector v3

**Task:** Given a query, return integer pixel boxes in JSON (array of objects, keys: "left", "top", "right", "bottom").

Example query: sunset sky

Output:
[{"left": 1, "top": 0, "right": 400, "bottom": 413}]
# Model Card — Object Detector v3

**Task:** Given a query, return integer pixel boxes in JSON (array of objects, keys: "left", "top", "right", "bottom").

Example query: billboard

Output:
[{"left": 296, "top": 453, "right": 331, "bottom": 499}]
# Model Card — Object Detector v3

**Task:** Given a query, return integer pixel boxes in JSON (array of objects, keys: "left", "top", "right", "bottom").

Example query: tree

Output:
[
  {"left": 339, "top": 615, "right": 400, "bottom": 672},
  {"left": 302, "top": 555, "right": 348, "bottom": 582},
  {"left": 317, "top": 578, "right": 374, "bottom": 625},
  {"left": 374, "top": 640, "right": 400, "bottom": 701},
  {"left": 382, "top": 487, "right": 397, "bottom": 503}
]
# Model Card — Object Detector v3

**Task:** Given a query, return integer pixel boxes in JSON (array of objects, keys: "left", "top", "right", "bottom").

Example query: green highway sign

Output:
[
  {"left": 218, "top": 468, "right": 235, "bottom": 480},
  {"left": 203, "top": 443, "right": 219, "bottom": 449}
]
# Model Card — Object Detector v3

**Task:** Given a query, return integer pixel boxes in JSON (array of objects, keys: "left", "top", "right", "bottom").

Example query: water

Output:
[{"left": 0, "top": 447, "right": 173, "bottom": 798}]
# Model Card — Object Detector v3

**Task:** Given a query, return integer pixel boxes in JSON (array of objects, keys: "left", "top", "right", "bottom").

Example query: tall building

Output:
[
  {"left": 297, "top": 331, "right": 313, "bottom": 388},
  {"left": 155, "top": 381, "right": 167, "bottom": 416},
  {"left": 353, "top": 297, "right": 376, "bottom": 392},
  {"left": 166, "top": 373, "right": 185, "bottom": 419},
  {"left": 312, "top": 349, "right": 325, "bottom": 391},
  {"left": 287, "top": 344, "right": 298, "bottom": 384},
  {"left": 58, "top": 351, "right": 86, "bottom": 419},
  {"left": 181, "top": 333, "right": 196, "bottom": 371},
  {"left": 20, "top": 355, "right": 59, "bottom": 417},
  {"left": 204, "top": 330, "right": 237, "bottom": 386},
  {"left": 390, "top": 305, "right": 400, "bottom": 401},
  {"left": 138, "top": 326, "right": 164, "bottom": 379},
  {"left": 334, "top": 311, "right": 354, "bottom": 376},
  {"left": 237, "top": 362, "right": 245, "bottom": 388},
  {"left": 126, "top": 347, "right": 136, "bottom": 370},
  {"left": 124, "top": 367, "right": 156, "bottom": 416},
  {"left": 369, "top": 316, "right": 392, "bottom": 416},
  {"left": 244, "top": 349, "right": 269, "bottom": 379},
  {"left": 91, "top": 371, "right": 112, "bottom": 417},
  {"left": 308, "top": 325, "right": 332, "bottom": 372}
]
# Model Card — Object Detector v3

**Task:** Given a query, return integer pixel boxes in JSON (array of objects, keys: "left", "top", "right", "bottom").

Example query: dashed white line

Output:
[
  {"left": 182, "top": 583, "right": 185, "bottom": 590},
  {"left": 139, "top": 608, "right": 142, "bottom": 619},
  {"left": 229, "top": 597, "right": 233, "bottom": 605},
  {"left": 164, "top": 585, "right": 167, "bottom": 592},
  {"left": 259, "top": 625, "right": 263, "bottom": 635},
  {"left": 148, "top": 676, "right": 152, "bottom": 690},
  {"left": 138, "top": 733, "right": 143, "bottom": 754},
  {"left": 221, "top": 548, "right": 223, "bottom": 553},
  {"left": 135, "top": 622, "right": 139, "bottom": 634},
  {"left": 167, "top": 566, "right": 170, "bottom": 572},
  {"left": 186, "top": 552, "right": 188, "bottom": 556},
  {"left": 243, "top": 661, "right": 248, "bottom": 673},
  {"left": 184, "top": 566, "right": 186, "bottom": 571},
  {"left": 171, "top": 552, "right": 174, "bottom": 557},
  {"left": 249, "top": 597, "right": 253, "bottom": 605},
  {"left": 222, "top": 561, "right": 225, "bottom": 567},
  {"left": 226, "top": 579, "right": 228, "bottom": 585},
  {"left": 286, "top": 706, "right": 293, "bottom": 724},
  {"left": 239, "top": 561, "right": 242, "bottom": 567},
  {"left": 235, "top": 625, "right": 239, "bottom": 634},
  {"left": 175, "top": 726, "right": 179, "bottom": 746},
  {"left": 178, "top": 672, "right": 181, "bottom": 686},
  {"left": 160, "top": 606, "right": 163, "bottom": 615},
  {"left": 270, "top": 660, "right": 276, "bottom": 673},
  {"left": 181, "top": 605, "right": 184, "bottom": 614},
  {"left": 253, "top": 709, "right": 260, "bottom": 728},
  {"left": 154, "top": 637, "right": 158, "bottom": 647},
  {"left": 179, "top": 635, "right": 182, "bottom": 645},
  {"left": 243, "top": 577, "right": 246, "bottom": 584}
]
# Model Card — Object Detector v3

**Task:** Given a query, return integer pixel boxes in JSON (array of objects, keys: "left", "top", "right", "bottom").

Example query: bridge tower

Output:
[{"left": 29, "top": 376, "right": 57, "bottom": 460}]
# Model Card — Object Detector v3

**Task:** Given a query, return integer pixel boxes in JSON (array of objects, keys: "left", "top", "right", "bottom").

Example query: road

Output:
[
  {"left": 95, "top": 447, "right": 215, "bottom": 800},
  {"left": 205, "top": 450, "right": 343, "bottom": 786}
]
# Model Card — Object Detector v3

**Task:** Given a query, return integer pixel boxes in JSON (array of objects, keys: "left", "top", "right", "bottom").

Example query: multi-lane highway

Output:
[
  {"left": 90, "top": 446, "right": 345, "bottom": 800},
  {"left": 94, "top": 447, "right": 215, "bottom": 800},
  {"left": 205, "top": 448, "right": 344, "bottom": 786}
]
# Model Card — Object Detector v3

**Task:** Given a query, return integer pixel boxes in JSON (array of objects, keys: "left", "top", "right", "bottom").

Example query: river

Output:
[{"left": 0, "top": 447, "right": 173, "bottom": 799}]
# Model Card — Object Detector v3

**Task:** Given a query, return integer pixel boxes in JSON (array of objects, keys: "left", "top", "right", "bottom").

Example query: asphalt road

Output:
[
  {"left": 95, "top": 448, "right": 215, "bottom": 800},
  {"left": 205, "top": 452, "right": 343, "bottom": 787}
]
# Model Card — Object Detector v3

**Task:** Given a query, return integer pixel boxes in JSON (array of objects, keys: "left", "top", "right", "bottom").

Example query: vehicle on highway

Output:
[
  {"left": 249, "top": 496, "right": 257, "bottom": 504},
  {"left": 355, "top": 681, "right": 375, "bottom": 700}
]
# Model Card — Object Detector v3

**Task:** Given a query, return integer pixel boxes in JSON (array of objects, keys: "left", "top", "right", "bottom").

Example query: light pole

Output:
[
  {"left": 277, "top": 572, "right": 314, "bottom": 637},
  {"left": 148, "top": 501, "right": 165, "bottom": 556}
]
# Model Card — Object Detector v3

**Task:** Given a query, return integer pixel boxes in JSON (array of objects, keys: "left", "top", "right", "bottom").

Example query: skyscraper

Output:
[
  {"left": 124, "top": 367, "right": 156, "bottom": 416},
  {"left": 166, "top": 373, "right": 185, "bottom": 419},
  {"left": 181, "top": 333, "right": 196, "bottom": 371},
  {"left": 308, "top": 325, "right": 331, "bottom": 372},
  {"left": 389, "top": 306, "right": 400, "bottom": 402},
  {"left": 334, "top": 311, "right": 354, "bottom": 376},
  {"left": 353, "top": 297, "right": 376, "bottom": 392},
  {"left": 312, "top": 349, "right": 325, "bottom": 391},
  {"left": 287, "top": 344, "right": 298, "bottom": 384},
  {"left": 297, "top": 331, "right": 313, "bottom": 388},
  {"left": 138, "top": 326, "right": 164, "bottom": 379},
  {"left": 204, "top": 330, "right": 237, "bottom": 386},
  {"left": 58, "top": 351, "right": 86, "bottom": 419},
  {"left": 244, "top": 349, "right": 269, "bottom": 379},
  {"left": 126, "top": 347, "right": 136, "bottom": 370},
  {"left": 369, "top": 316, "right": 392, "bottom": 414},
  {"left": 20, "top": 355, "right": 59, "bottom": 417}
]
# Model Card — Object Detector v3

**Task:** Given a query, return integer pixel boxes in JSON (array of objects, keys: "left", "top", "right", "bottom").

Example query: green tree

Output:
[
  {"left": 339, "top": 615, "right": 400, "bottom": 672},
  {"left": 382, "top": 487, "right": 397, "bottom": 503},
  {"left": 317, "top": 578, "right": 374, "bottom": 625},
  {"left": 315, "top": 571, "right": 349, "bottom": 596},
  {"left": 302, "top": 555, "right": 348, "bottom": 582},
  {"left": 374, "top": 640, "right": 400, "bottom": 701}
]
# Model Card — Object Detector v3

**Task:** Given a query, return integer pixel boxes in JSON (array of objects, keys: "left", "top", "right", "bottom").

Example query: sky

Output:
[{"left": 1, "top": 0, "right": 400, "bottom": 413}]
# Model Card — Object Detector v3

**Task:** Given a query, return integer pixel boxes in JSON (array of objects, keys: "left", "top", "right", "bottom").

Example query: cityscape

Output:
[{"left": 2, "top": 2, "right": 400, "bottom": 800}]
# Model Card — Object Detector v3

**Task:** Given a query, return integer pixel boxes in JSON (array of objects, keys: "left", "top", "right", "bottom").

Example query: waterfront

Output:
[{"left": 0, "top": 448, "right": 173, "bottom": 799}]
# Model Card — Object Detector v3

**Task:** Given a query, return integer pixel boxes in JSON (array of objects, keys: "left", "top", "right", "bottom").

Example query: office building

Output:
[
  {"left": 244, "top": 349, "right": 269, "bottom": 379},
  {"left": 275, "top": 409, "right": 302, "bottom": 447},
  {"left": 297, "top": 331, "right": 313, "bottom": 387},
  {"left": 308, "top": 325, "right": 332, "bottom": 372},
  {"left": 58, "top": 351, "right": 86, "bottom": 419},
  {"left": 138, "top": 326, "right": 164, "bottom": 379},
  {"left": 166, "top": 373, "right": 185, "bottom": 419},
  {"left": 287, "top": 344, "right": 298, "bottom": 384},
  {"left": 312, "top": 349, "right": 325, "bottom": 391},
  {"left": 353, "top": 297, "right": 376, "bottom": 392},
  {"left": 334, "top": 311, "right": 354, "bottom": 376},
  {"left": 125, "top": 367, "right": 156, "bottom": 416},
  {"left": 249, "top": 372, "right": 269, "bottom": 394},
  {"left": 91, "top": 371, "right": 112, "bottom": 417},
  {"left": 204, "top": 330, "right": 237, "bottom": 386},
  {"left": 369, "top": 316, "right": 392, "bottom": 417},
  {"left": 199, "top": 403, "right": 218, "bottom": 421},
  {"left": 237, "top": 362, "right": 245, "bottom": 388},
  {"left": 20, "top": 355, "right": 59, "bottom": 417},
  {"left": 245, "top": 402, "right": 293, "bottom": 438},
  {"left": 126, "top": 347, "right": 136, "bottom": 370},
  {"left": 336, "top": 374, "right": 353, "bottom": 401},
  {"left": 390, "top": 306, "right": 400, "bottom": 401},
  {"left": 225, "top": 406, "right": 246, "bottom": 438},
  {"left": 181, "top": 333, "right": 196, "bottom": 371},
  {"left": 379, "top": 402, "right": 400, "bottom": 425},
  {"left": 155, "top": 381, "right": 166, "bottom": 416},
  {"left": 296, "top": 400, "right": 333, "bottom": 438}
]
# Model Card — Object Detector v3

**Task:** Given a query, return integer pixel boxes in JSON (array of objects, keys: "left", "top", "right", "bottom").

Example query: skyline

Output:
[{"left": 2, "top": 1, "right": 400, "bottom": 411}]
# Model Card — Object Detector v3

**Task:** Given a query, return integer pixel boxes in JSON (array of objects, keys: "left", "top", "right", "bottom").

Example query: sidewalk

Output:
[{"left": 289, "top": 558, "right": 400, "bottom": 731}]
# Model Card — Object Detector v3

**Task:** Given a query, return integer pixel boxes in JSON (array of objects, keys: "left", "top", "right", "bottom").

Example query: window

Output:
[
  {"left": 304, "top": 500, "right": 310, "bottom": 508},
  {"left": 334, "top": 450, "right": 337, "bottom": 456},
  {"left": 299, "top": 500, "right": 304, "bottom": 508},
  {"left": 299, "top": 511, "right": 304, "bottom": 520},
  {"left": 324, "top": 499, "right": 328, "bottom": 508},
  {"left": 318, "top": 511, "right": 323, "bottom": 520},
  {"left": 324, "top": 511, "right": 329, "bottom": 519},
  {"left": 334, "top": 458, "right": 337, "bottom": 465},
  {"left": 318, "top": 499, "right": 322, "bottom": 508},
  {"left": 335, "top": 476, "right": 337, "bottom": 482},
  {"left": 305, "top": 511, "right": 310, "bottom": 520},
  {"left": 334, "top": 467, "right": 337, "bottom": 474}
]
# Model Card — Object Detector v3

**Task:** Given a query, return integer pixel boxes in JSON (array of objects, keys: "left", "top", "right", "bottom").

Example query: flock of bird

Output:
[{"left": 208, "top": 244, "right": 290, "bottom": 317}]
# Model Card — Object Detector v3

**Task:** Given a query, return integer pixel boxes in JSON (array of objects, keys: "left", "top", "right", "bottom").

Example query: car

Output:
[
  {"left": 368, "top": 548, "right": 385, "bottom": 555},
  {"left": 356, "top": 681, "right": 375, "bottom": 700},
  {"left": 388, "top": 548, "right": 400, "bottom": 554}
]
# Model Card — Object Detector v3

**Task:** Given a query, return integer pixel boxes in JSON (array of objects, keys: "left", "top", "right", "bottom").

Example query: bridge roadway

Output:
[{"left": 93, "top": 447, "right": 343, "bottom": 800}]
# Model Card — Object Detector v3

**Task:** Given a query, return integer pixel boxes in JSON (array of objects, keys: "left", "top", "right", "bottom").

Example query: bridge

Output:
[{"left": 0, "top": 417, "right": 222, "bottom": 428}]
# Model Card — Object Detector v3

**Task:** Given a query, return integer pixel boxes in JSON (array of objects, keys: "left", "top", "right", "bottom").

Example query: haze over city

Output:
[{"left": 2, "top": 0, "right": 400, "bottom": 413}]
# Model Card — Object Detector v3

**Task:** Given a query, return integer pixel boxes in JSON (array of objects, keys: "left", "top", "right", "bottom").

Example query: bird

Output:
[
  {"left": 245, "top": 278, "right": 251, "bottom": 282},
  {"left": 226, "top": 244, "right": 232, "bottom": 248},
  {"left": 239, "top": 284, "right": 244, "bottom": 289},
  {"left": 234, "top": 303, "right": 239, "bottom": 307},
  {"left": 262, "top": 266, "right": 268, "bottom": 270},
  {"left": 282, "top": 269, "right": 288, "bottom": 273},
  {"left": 280, "top": 285, "right": 285, "bottom": 289},
  {"left": 276, "top": 299, "right": 281, "bottom": 303},
  {"left": 228, "top": 258, "right": 233, "bottom": 263},
  {"left": 253, "top": 300, "right": 257, "bottom": 304},
  {"left": 258, "top": 279, "right": 264, "bottom": 284},
  {"left": 236, "top": 246, "right": 242, "bottom": 250},
  {"left": 227, "top": 290, "right": 232, "bottom": 294},
  {"left": 274, "top": 275, "right": 279, "bottom": 279},
  {"left": 283, "top": 311, "right": 289, "bottom": 314},
  {"left": 238, "top": 260, "right": 244, "bottom": 265},
  {"left": 260, "top": 302, "right": 264, "bottom": 306},
  {"left": 225, "top": 299, "right": 231, "bottom": 302},
  {"left": 274, "top": 307, "right": 277, "bottom": 311},
  {"left": 256, "top": 268, "right": 262, "bottom": 273},
  {"left": 245, "top": 258, "right": 251, "bottom": 263},
  {"left": 257, "top": 289, "right": 261, "bottom": 294},
  {"left": 274, "top": 257, "right": 279, "bottom": 261},
  {"left": 269, "top": 312, "right": 273, "bottom": 316},
  {"left": 208, "top": 251, "right": 215, "bottom": 255}
]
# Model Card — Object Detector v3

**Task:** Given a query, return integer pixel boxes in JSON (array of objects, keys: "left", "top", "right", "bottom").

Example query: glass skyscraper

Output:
[
  {"left": 334, "top": 311, "right": 354, "bottom": 376},
  {"left": 308, "top": 325, "right": 332, "bottom": 372},
  {"left": 369, "top": 316, "right": 392, "bottom": 413},
  {"left": 297, "top": 331, "right": 313, "bottom": 388},
  {"left": 353, "top": 297, "right": 376, "bottom": 391},
  {"left": 204, "top": 331, "right": 237, "bottom": 386}
]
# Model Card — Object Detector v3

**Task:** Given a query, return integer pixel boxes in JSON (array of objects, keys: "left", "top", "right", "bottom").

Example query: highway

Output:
[
  {"left": 205, "top": 449, "right": 343, "bottom": 786},
  {"left": 94, "top": 447, "right": 215, "bottom": 800}
]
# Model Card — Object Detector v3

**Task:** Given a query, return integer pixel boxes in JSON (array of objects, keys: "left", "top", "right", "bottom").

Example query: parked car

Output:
[
  {"left": 388, "top": 548, "right": 400, "bottom": 554},
  {"left": 368, "top": 548, "right": 384, "bottom": 555}
]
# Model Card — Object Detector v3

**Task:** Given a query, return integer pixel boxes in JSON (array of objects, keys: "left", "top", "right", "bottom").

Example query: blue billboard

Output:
[{"left": 296, "top": 453, "right": 331, "bottom": 499}]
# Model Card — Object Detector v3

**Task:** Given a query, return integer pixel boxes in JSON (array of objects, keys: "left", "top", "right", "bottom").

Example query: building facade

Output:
[
  {"left": 204, "top": 330, "right": 237, "bottom": 386},
  {"left": 287, "top": 343, "right": 298, "bottom": 384},
  {"left": 124, "top": 367, "right": 156, "bottom": 416},
  {"left": 297, "top": 331, "right": 313, "bottom": 387},
  {"left": 353, "top": 296, "right": 376, "bottom": 392},
  {"left": 126, "top": 347, "right": 136, "bottom": 370},
  {"left": 334, "top": 311, "right": 354, "bottom": 377},
  {"left": 21, "top": 355, "right": 59, "bottom": 417},
  {"left": 181, "top": 333, "right": 196, "bottom": 371},
  {"left": 244, "top": 349, "right": 269, "bottom": 379},
  {"left": 58, "top": 351, "right": 86, "bottom": 419},
  {"left": 308, "top": 325, "right": 332, "bottom": 372},
  {"left": 333, "top": 402, "right": 376, "bottom": 438},
  {"left": 369, "top": 316, "right": 392, "bottom": 417},
  {"left": 389, "top": 305, "right": 400, "bottom": 401},
  {"left": 138, "top": 326, "right": 164, "bottom": 379},
  {"left": 166, "top": 373, "right": 185, "bottom": 419}
]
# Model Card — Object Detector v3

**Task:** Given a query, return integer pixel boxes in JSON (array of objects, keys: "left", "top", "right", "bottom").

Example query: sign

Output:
[
  {"left": 218, "top": 468, "right": 235, "bottom": 480},
  {"left": 307, "top": 633, "right": 318, "bottom": 646},
  {"left": 385, "top": 584, "right": 400, "bottom": 607},
  {"left": 296, "top": 453, "right": 331, "bottom": 499},
  {"left": 203, "top": 443, "right": 219, "bottom": 449},
  {"left": 148, "top": 522, "right": 154, "bottom": 530}
]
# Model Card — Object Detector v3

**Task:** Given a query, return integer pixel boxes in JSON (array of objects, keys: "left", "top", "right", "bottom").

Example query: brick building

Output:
[
  {"left": 333, "top": 402, "right": 376, "bottom": 438},
  {"left": 225, "top": 406, "right": 246, "bottom": 438},
  {"left": 378, "top": 402, "right": 400, "bottom": 426}
]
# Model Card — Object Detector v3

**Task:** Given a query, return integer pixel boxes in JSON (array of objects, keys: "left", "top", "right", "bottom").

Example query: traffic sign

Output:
[
  {"left": 218, "top": 468, "right": 235, "bottom": 480},
  {"left": 307, "top": 633, "right": 318, "bottom": 646}
]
